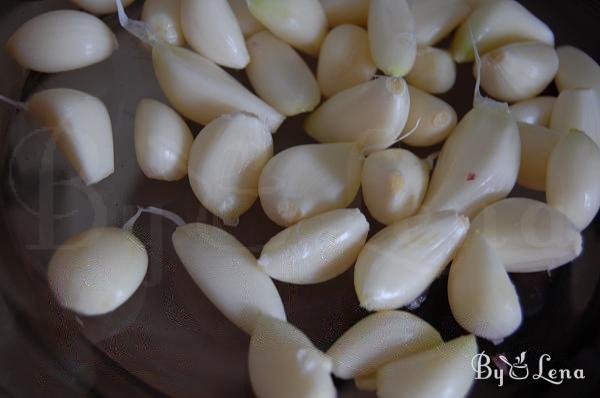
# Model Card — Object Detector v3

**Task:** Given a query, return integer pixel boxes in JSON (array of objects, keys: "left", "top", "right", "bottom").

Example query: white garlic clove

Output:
[
  {"left": 509, "top": 96, "right": 556, "bottom": 126},
  {"left": 448, "top": 231, "right": 522, "bottom": 341},
  {"left": 321, "top": 0, "right": 369, "bottom": 27},
  {"left": 228, "top": 0, "right": 264, "bottom": 37},
  {"left": 555, "top": 46, "right": 600, "bottom": 98},
  {"left": 305, "top": 77, "right": 410, "bottom": 153},
  {"left": 516, "top": 122, "right": 561, "bottom": 191},
  {"left": 361, "top": 149, "right": 430, "bottom": 226},
  {"left": 409, "top": 0, "right": 471, "bottom": 46},
  {"left": 172, "top": 223, "right": 286, "bottom": 334},
  {"left": 27, "top": 88, "right": 114, "bottom": 186},
  {"left": 317, "top": 25, "right": 376, "bottom": 98},
  {"left": 152, "top": 43, "right": 284, "bottom": 132},
  {"left": 249, "top": 315, "right": 335, "bottom": 398},
  {"left": 327, "top": 311, "right": 442, "bottom": 379},
  {"left": 406, "top": 46, "right": 456, "bottom": 94},
  {"left": 70, "top": 0, "right": 134, "bottom": 14},
  {"left": 188, "top": 112, "right": 273, "bottom": 226},
  {"left": 48, "top": 227, "right": 148, "bottom": 316},
  {"left": 451, "top": 0, "right": 554, "bottom": 63},
  {"left": 368, "top": 0, "right": 416, "bottom": 77},
  {"left": 465, "top": 0, "right": 500, "bottom": 8},
  {"left": 550, "top": 88, "right": 600, "bottom": 147},
  {"left": 422, "top": 104, "right": 520, "bottom": 218},
  {"left": 134, "top": 99, "right": 192, "bottom": 182},
  {"left": 259, "top": 143, "right": 363, "bottom": 227},
  {"left": 246, "top": 31, "right": 321, "bottom": 116},
  {"left": 547, "top": 130, "right": 600, "bottom": 230},
  {"left": 258, "top": 209, "right": 369, "bottom": 284},
  {"left": 141, "top": 0, "right": 185, "bottom": 46},
  {"left": 471, "top": 198, "right": 583, "bottom": 273},
  {"left": 355, "top": 374, "right": 377, "bottom": 391},
  {"left": 376, "top": 335, "right": 478, "bottom": 398},
  {"left": 247, "top": 0, "right": 327, "bottom": 56},
  {"left": 354, "top": 211, "right": 469, "bottom": 311},
  {"left": 6, "top": 10, "right": 117, "bottom": 73}
]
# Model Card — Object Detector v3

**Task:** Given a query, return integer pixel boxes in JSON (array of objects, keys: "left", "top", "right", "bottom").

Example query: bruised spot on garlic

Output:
[
  {"left": 141, "top": 0, "right": 185, "bottom": 46},
  {"left": 321, "top": 0, "right": 370, "bottom": 27},
  {"left": 406, "top": 46, "right": 456, "bottom": 94},
  {"left": 228, "top": 0, "right": 264, "bottom": 37},
  {"left": 509, "top": 96, "right": 556, "bottom": 126},
  {"left": 409, "top": 0, "right": 471, "bottom": 47},
  {"left": 516, "top": 122, "right": 561, "bottom": 191},
  {"left": 550, "top": 88, "right": 600, "bottom": 148}
]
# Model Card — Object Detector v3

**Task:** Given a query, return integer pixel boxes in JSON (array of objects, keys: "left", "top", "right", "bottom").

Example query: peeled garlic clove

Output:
[
  {"left": 509, "top": 96, "right": 556, "bottom": 126},
  {"left": 258, "top": 209, "right": 369, "bottom": 284},
  {"left": 317, "top": 25, "right": 376, "bottom": 98},
  {"left": 48, "top": 227, "right": 148, "bottom": 316},
  {"left": 354, "top": 211, "right": 469, "bottom": 311},
  {"left": 550, "top": 89, "right": 600, "bottom": 147},
  {"left": 249, "top": 315, "right": 335, "bottom": 398},
  {"left": 555, "top": 46, "right": 600, "bottom": 98},
  {"left": 247, "top": 0, "right": 327, "bottom": 56},
  {"left": 361, "top": 149, "right": 430, "bottom": 225},
  {"left": 27, "top": 88, "right": 114, "bottom": 185},
  {"left": 471, "top": 198, "right": 583, "bottom": 273},
  {"left": 406, "top": 46, "right": 456, "bottom": 94},
  {"left": 188, "top": 113, "right": 273, "bottom": 225},
  {"left": 376, "top": 335, "right": 478, "bottom": 398},
  {"left": 451, "top": 0, "right": 554, "bottom": 63},
  {"left": 547, "top": 130, "right": 600, "bottom": 230},
  {"left": 466, "top": 0, "right": 500, "bottom": 8},
  {"left": 141, "top": 0, "right": 185, "bottom": 46},
  {"left": 246, "top": 31, "right": 320, "bottom": 116},
  {"left": 305, "top": 77, "right": 410, "bottom": 153},
  {"left": 6, "top": 10, "right": 117, "bottom": 73},
  {"left": 152, "top": 43, "right": 284, "bottom": 132},
  {"left": 228, "top": 0, "right": 264, "bottom": 37},
  {"left": 172, "top": 223, "right": 286, "bottom": 334},
  {"left": 448, "top": 232, "right": 522, "bottom": 341},
  {"left": 369, "top": 0, "right": 416, "bottom": 77},
  {"left": 355, "top": 374, "right": 377, "bottom": 391},
  {"left": 327, "top": 311, "right": 442, "bottom": 379},
  {"left": 516, "top": 122, "right": 561, "bottom": 191},
  {"left": 70, "top": 0, "right": 134, "bottom": 14},
  {"left": 321, "top": 0, "right": 369, "bottom": 27},
  {"left": 410, "top": 0, "right": 471, "bottom": 46}
]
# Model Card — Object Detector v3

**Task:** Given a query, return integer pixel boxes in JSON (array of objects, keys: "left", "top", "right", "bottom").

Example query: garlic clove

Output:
[
  {"left": 355, "top": 374, "right": 377, "bottom": 391},
  {"left": 465, "top": 0, "right": 500, "bottom": 8},
  {"left": 258, "top": 143, "right": 363, "bottom": 227},
  {"left": 555, "top": 46, "right": 600, "bottom": 98},
  {"left": 547, "top": 130, "right": 600, "bottom": 230},
  {"left": 361, "top": 149, "right": 430, "bottom": 225},
  {"left": 134, "top": 99, "right": 193, "bottom": 182},
  {"left": 141, "top": 0, "right": 186, "bottom": 46},
  {"left": 70, "top": 0, "right": 134, "bottom": 14},
  {"left": 249, "top": 315, "right": 335, "bottom": 398},
  {"left": 247, "top": 0, "right": 327, "bottom": 56},
  {"left": 257, "top": 209, "right": 369, "bottom": 284},
  {"left": 406, "top": 46, "right": 456, "bottom": 94},
  {"left": 317, "top": 24, "right": 376, "bottom": 98},
  {"left": 246, "top": 31, "right": 321, "bottom": 116},
  {"left": 509, "top": 96, "right": 556, "bottom": 126},
  {"left": 376, "top": 335, "right": 478, "bottom": 398},
  {"left": 321, "top": 0, "right": 369, "bottom": 27},
  {"left": 516, "top": 122, "right": 561, "bottom": 191},
  {"left": 448, "top": 231, "right": 522, "bottom": 341},
  {"left": 228, "top": 0, "right": 264, "bottom": 37},
  {"left": 550, "top": 88, "right": 600, "bottom": 147},
  {"left": 305, "top": 77, "right": 410, "bottom": 153},
  {"left": 152, "top": 43, "right": 284, "bottom": 132},
  {"left": 27, "top": 88, "right": 114, "bottom": 186},
  {"left": 471, "top": 198, "right": 583, "bottom": 273},
  {"left": 327, "top": 311, "right": 442, "bottom": 379},
  {"left": 368, "top": 0, "right": 416, "bottom": 77},
  {"left": 188, "top": 112, "right": 273, "bottom": 226},
  {"left": 354, "top": 210, "right": 470, "bottom": 311},
  {"left": 172, "top": 223, "right": 286, "bottom": 334},
  {"left": 6, "top": 10, "right": 117, "bottom": 73},
  {"left": 409, "top": 0, "right": 471, "bottom": 46},
  {"left": 48, "top": 227, "right": 148, "bottom": 316},
  {"left": 451, "top": 0, "right": 554, "bottom": 63}
]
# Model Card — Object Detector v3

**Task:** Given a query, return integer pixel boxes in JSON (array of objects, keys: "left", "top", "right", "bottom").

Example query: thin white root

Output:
[
  {"left": 115, "top": 0, "right": 157, "bottom": 46},
  {"left": 0, "top": 95, "right": 28, "bottom": 111},
  {"left": 123, "top": 206, "right": 185, "bottom": 231},
  {"left": 361, "top": 118, "right": 422, "bottom": 157}
]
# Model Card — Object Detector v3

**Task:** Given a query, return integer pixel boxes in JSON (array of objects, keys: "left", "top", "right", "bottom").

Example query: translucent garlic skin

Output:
[
  {"left": 228, "top": 0, "right": 264, "bottom": 37},
  {"left": 258, "top": 143, "right": 363, "bottom": 227},
  {"left": 354, "top": 211, "right": 470, "bottom": 311},
  {"left": 249, "top": 315, "right": 335, "bottom": 398},
  {"left": 27, "top": 88, "right": 114, "bottom": 186},
  {"left": 516, "top": 122, "right": 561, "bottom": 191},
  {"left": 257, "top": 209, "right": 369, "bottom": 284},
  {"left": 550, "top": 89, "right": 600, "bottom": 148},
  {"left": 6, "top": 10, "right": 117, "bottom": 73},
  {"left": 70, "top": 0, "right": 135, "bottom": 14},
  {"left": 48, "top": 227, "right": 148, "bottom": 316},
  {"left": 555, "top": 46, "right": 600, "bottom": 98},
  {"left": 326, "top": 311, "right": 442, "bottom": 380},
  {"left": 547, "top": 131, "right": 600, "bottom": 230},
  {"left": 471, "top": 198, "right": 583, "bottom": 273},
  {"left": 188, "top": 113, "right": 273, "bottom": 226},
  {"left": 509, "top": 96, "right": 556, "bottom": 126},
  {"left": 409, "top": 0, "right": 471, "bottom": 46},
  {"left": 141, "top": 0, "right": 185, "bottom": 46},
  {"left": 172, "top": 223, "right": 286, "bottom": 334},
  {"left": 321, "top": 0, "right": 369, "bottom": 27},
  {"left": 406, "top": 46, "right": 456, "bottom": 94}
]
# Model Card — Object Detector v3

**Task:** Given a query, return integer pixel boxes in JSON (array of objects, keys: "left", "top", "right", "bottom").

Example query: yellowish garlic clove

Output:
[
  {"left": 246, "top": 31, "right": 321, "bottom": 116},
  {"left": 70, "top": 0, "right": 134, "bottom": 14},
  {"left": 516, "top": 122, "right": 561, "bottom": 191},
  {"left": 326, "top": 311, "right": 442, "bottom": 380},
  {"left": 247, "top": 0, "right": 327, "bottom": 56},
  {"left": 305, "top": 77, "right": 410, "bottom": 153},
  {"left": 354, "top": 210, "right": 469, "bottom": 311},
  {"left": 355, "top": 374, "right": 377, "bottom": 391},
  {"left": 409, "top": 0, "right": 471, "bottom": 46},
  {"left": 141, "top": 0, "right": 186, "bottom": 46},
  {"left": 321, "top": 0, "right": 369, "bottom": 27},
  {"left": 555, "top": 46, "right": 600, "bottom": 98},
  {"left": 172, "top": 223, "right": 286, "bottom": 334},
  {"left": 317, "top": 25, "right": 376, "bottom": 98},
  {"left": 258, "top": 143, "right": 363, "bottom": 227},
  {"left": 228, "top": 0, "right": 264, "bottom": 37},
  {"left": 471, "top": 198, "right": 583, "bottom": 273},
  {"left": 406, "top": 46, "right": 456, "bottom": 94},
  {"left": 509, "top": 96, "right": 556, "bottom": 126},
  {"left": 48, "top": 227, "right": 148, "bottom": 316},
  {"left": 258, "top": 209, "right": 369, "bottom": 284},
  {"left": 6, "top": 10, "right": 117, "bottom": 73},
  {"left": 550, "top": 88, "right": 600, "bottom": 147},
  {"left": 188, "top": 112, "right": 273, "bottom": 226},
  {"left": 547, "top": 130, "right": 600, "bottom": 230},
  {"left": 451, "top": 0, "right": 554, "bottom": 63},
  {"left": 249, "top": 315, "right": 335, "bottom": 398}
]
